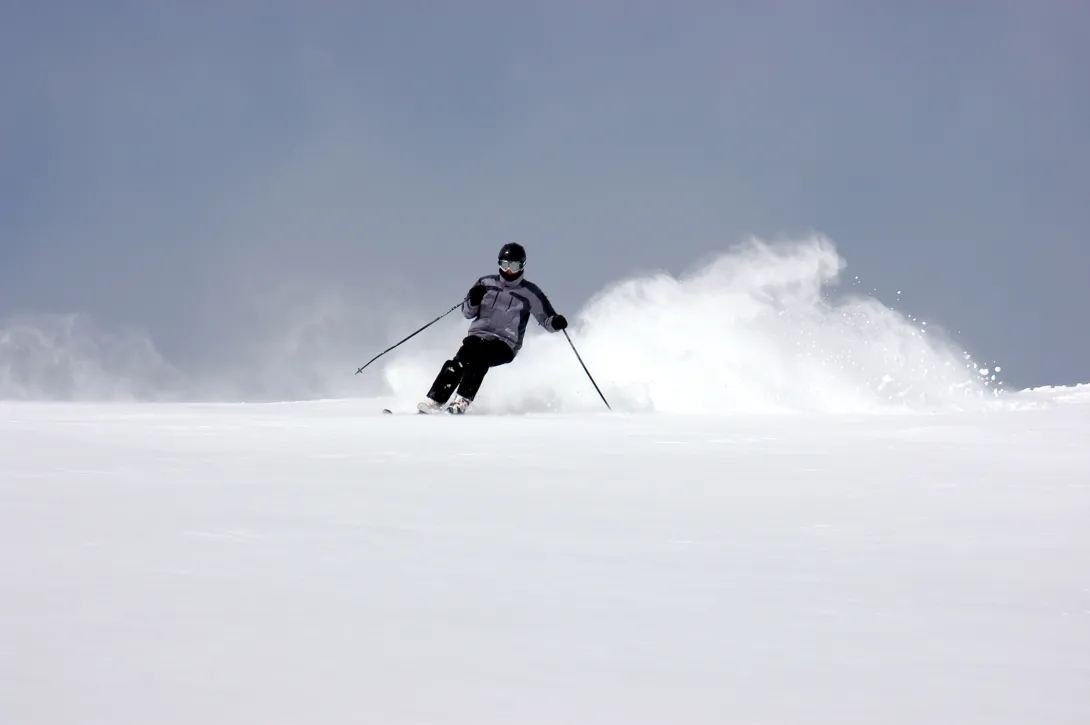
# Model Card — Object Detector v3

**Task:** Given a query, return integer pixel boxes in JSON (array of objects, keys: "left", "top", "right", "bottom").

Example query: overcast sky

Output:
[{"left": 2, "top": 0, "right": 1087, "bottom": 392}]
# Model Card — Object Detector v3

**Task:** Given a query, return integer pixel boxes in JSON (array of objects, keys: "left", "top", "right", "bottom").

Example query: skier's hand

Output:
[
  {"left": 468, "top": 285, "right": 487, "bottom": 306},
  {"left": 551, "top": 314, "right": 567, "bottom": 331}
]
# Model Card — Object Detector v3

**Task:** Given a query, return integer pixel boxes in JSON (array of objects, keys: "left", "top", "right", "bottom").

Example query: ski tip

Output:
[{"left": 381, "top": 408, "right": 393, "bottom": 414}]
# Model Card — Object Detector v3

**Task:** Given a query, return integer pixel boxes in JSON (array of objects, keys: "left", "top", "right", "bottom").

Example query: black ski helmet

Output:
[{"left": 498, "top": 242, "right": 526, "bottom": 280}]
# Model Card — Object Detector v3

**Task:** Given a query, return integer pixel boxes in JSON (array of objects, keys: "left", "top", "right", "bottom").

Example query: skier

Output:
[{"left": 418, "top": 242, "right": 568, "bottom": 414}]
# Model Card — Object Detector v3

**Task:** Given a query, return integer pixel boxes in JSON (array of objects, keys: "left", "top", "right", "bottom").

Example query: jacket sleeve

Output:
[
  {"left": 462, "top": 277, "right": 486, "bottom": 319},
  {"left": 523, "top": 282, "right": 561, "bottom": 332}
]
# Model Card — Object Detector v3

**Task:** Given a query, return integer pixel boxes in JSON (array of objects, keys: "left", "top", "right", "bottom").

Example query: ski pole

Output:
[
  {"left": 355, "top": 300, "right": 463, "bottom": 375},
  {"left": 563, "top": 328, "right": 611, "bottom": 410}
]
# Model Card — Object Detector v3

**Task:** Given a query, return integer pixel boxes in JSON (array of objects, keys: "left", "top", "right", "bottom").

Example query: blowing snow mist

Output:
[{"left": 383, "top": 235, "right": 1001, "bottom": 414}]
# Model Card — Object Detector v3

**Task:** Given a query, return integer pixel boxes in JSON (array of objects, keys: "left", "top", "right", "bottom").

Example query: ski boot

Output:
[
  {"left": 416, "top": 398, "right": 446, "bottom": 414},
  {"left": 446, "top": 396, "right": 471, "bottom": 415}
]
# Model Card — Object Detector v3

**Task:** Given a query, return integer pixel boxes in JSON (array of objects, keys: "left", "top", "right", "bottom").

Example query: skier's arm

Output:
[
  {"left": 523, "top": 282, "right": 567, "bottom": 332},
  {"left": 462, "top": 278, "right": 487, "bottom": 319}
]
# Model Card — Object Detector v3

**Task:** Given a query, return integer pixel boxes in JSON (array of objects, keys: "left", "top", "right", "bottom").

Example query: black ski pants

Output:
[{"left": 426, "top": 335, "right": 515, "bottom": 403}]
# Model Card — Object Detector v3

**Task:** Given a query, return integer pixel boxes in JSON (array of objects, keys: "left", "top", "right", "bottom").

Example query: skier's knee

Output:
[
  {"left": 433, "top": 358, "right": 462, "bottom": 383},
  {"left": 454, "top": 347, "right": 478, "bottom": 365}
]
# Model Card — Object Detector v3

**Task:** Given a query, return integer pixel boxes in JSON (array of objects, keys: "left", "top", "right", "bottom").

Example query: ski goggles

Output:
[{"left": 499, "top": 259, "right": 524, "bottom": 273}]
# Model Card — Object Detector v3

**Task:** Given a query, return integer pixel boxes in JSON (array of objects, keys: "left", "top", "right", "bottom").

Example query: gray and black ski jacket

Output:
[{"left": 461, "top": 274, "right": 562, "bottom": 354}]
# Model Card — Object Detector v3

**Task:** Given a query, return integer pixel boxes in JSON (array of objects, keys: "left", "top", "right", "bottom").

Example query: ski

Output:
[{"left": 379, "top": 405, "right": 470, "bottom": 415}]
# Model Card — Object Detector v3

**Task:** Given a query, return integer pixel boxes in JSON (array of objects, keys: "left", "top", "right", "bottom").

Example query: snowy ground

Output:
[{"left": 2, "top": 390, "right": 1089, "bottom": 724}]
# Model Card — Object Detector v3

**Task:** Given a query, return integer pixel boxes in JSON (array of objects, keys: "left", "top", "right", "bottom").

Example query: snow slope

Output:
[{"left": 2, "top": 389, "right": 1089, "bottom": 724}]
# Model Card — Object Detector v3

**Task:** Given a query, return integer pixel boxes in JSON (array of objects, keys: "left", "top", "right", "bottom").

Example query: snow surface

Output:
[
  {"left": 3, "top": 390, "right": 1089, "bottom": 724},
  {"left": 2, "top": 236, "right": 1087, "bottom": 721}
]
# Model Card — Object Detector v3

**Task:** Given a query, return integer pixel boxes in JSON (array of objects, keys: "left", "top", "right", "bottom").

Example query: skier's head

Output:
[{"left": 498, "top": 242, "right": 526, "bottom": 281}]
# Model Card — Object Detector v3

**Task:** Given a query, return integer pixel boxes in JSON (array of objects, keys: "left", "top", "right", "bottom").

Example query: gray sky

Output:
[{"left": 2, "top": 0, "right": 1087, "bottom": 396}]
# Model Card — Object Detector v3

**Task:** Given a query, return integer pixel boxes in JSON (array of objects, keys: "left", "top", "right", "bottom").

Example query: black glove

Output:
[
  {"left": 551, "top": 314, "right": 567, "bottom": 331},
  {"left": 468, "top": 285, "right": 487, "bottom": 306}
]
